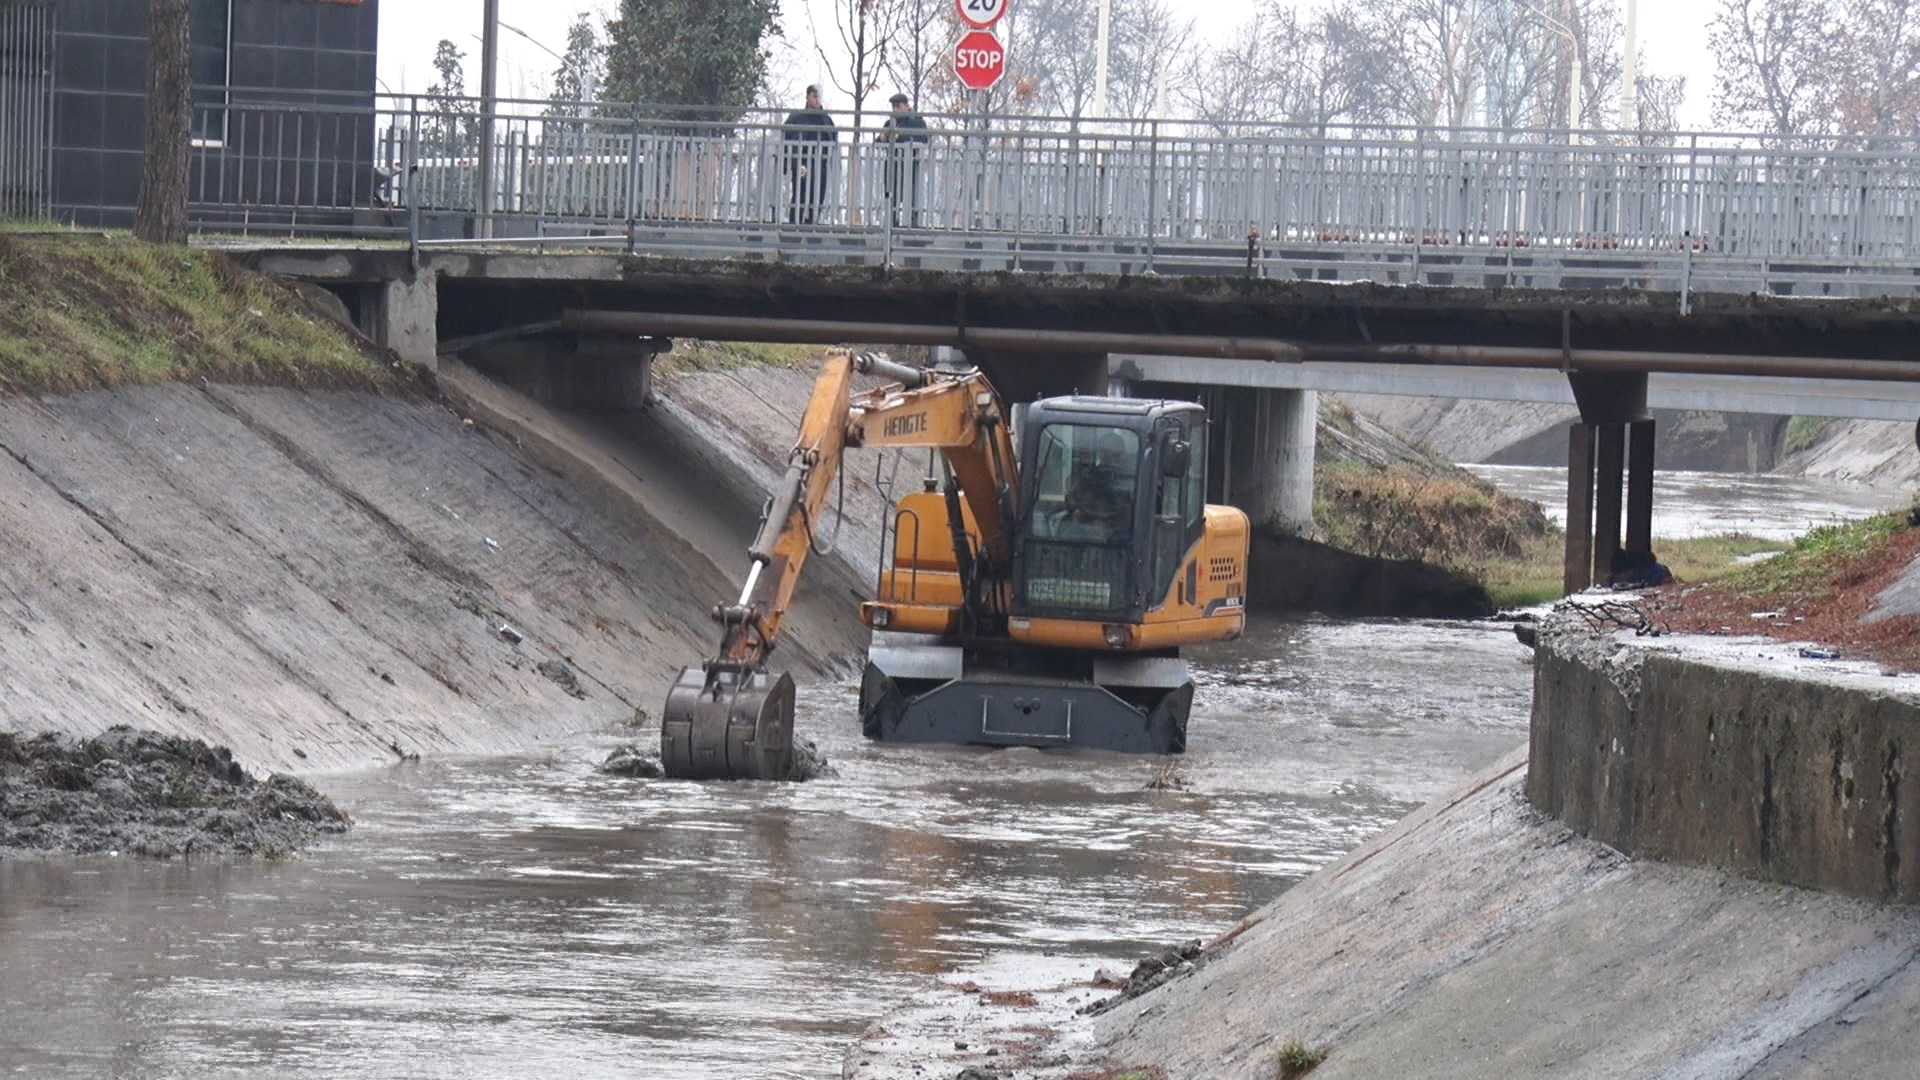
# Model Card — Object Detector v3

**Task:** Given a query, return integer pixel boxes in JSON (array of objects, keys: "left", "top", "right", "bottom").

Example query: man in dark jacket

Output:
[
  {"left": 782, "top": 86, "right": 838, "bottom": 224},
  {"left": 878, "top": 92, "right": 930, "bottom": 227}
]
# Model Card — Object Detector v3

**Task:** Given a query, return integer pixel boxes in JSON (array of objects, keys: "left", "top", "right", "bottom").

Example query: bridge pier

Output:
[
  {"left": 366, "top": 270, "right": 439, "bottom": 371},
  {"left": 1221, "top": 388, "right": 1317, "bottom": 538},
  {"left": 1563, "top": 374, "right": 1655, "bottom": 593}
]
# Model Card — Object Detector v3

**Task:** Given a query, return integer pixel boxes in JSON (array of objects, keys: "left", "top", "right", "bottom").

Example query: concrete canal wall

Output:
[
  {"left": 0, "top": 371, "right": 870, "bottom": 776},
  {"left": 1071, "top": 625, "right": 1920, "bottom": 1079}
]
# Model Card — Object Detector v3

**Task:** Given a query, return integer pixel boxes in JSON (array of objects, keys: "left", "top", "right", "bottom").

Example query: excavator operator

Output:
[{"left": 1059, "top": 431, "right": 1135, "bottom": 541}]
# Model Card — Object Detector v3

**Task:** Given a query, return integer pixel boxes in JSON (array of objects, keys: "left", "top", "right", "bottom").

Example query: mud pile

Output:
[{"left": 0, "top": 727, "right": 351, "bottom": 858}]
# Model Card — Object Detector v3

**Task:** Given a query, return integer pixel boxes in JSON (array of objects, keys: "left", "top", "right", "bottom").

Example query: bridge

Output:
[{"left": 18, "top": 89, "right": 1919, "bottom": 596}]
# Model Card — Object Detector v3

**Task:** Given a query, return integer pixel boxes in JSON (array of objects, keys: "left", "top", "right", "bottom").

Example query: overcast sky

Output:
[{"left": 376, "top": 0, "right": 1720, "bottom": 128}]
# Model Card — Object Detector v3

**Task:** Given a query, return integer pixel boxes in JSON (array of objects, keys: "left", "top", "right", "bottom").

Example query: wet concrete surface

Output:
[{"left": 0, "top": 616, "right": 1532, "bottom": 1079}]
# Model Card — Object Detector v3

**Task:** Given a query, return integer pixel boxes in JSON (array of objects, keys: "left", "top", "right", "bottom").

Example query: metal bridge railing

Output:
[
  {"left": 16, "top": 87, "right": 1920, "bottom": 301},
  {"left": 0, "top": 0, "right": 54, "bottom": 222}
]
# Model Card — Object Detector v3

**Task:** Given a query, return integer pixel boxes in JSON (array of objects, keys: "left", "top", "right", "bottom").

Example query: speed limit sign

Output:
[{"left": 955, "top": 0, "right": 1008, "bottom": 30}]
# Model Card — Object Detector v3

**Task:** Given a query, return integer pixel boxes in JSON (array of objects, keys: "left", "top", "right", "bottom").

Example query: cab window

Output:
[{"left": 1027, "top": 424, "right": 1141, "bottom": 544}]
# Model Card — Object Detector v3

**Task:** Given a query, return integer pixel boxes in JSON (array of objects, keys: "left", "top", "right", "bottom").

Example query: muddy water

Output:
[
  {"left": 0, "top": 617, "right": 1531, "bottom": 1079},
  {"left": 1467, "top": 464, "right": 1908, "bottom": 541}
]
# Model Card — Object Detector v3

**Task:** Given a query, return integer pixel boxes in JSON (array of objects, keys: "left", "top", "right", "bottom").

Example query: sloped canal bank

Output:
[{"left": 0, "top": 615, "right": 1534, "bottom": 1078}]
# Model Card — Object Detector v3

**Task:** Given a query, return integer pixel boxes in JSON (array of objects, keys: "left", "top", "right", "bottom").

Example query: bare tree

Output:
[
  {"left": 1170, "top": 9, "right": 1281, "bottom": 132},
  {"left": 813, "top": 0, "right": 901, "bottom": 134},
  {"left": 1708, "top": 0, "right": 1837, "bottom": 134},
  {"left": 1380, "top": 0, "right": 1487, "bottom": 128},
  {"left": 882, "top": 0, "right": 956, "bottom": 108},
  {"left": 1830, "top": 0, "right": 1920, "bottom": 135},
  {"left": 1632, "top": 71, "right": 1688, "bottom": 135},
  {"left": 1107, "top": 0, "right": 1197, "bottom": 124},
  {"left": 135, "top": 0, "right": 191, "bottom": 245}
]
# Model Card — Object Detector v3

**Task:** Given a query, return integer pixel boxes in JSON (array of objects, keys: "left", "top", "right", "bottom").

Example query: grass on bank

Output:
[
  {"left": 1721, "top": 511, "right": 1911, "bottom": 599},
  {"left": 0, "top": 233, "right": 400, "bottom": 395},
  {"left": 1315, "top": 461, "right": 1790, "bottom": 609},
  {"left": 652, "top": 339, "right": 824, "bottom": 377},
  {"left": 1480, "top": 532, "right": 1788, "bottom": 608}
]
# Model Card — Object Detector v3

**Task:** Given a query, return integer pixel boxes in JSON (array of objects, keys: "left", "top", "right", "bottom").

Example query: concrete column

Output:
[
  {"left": 1594, "top": 424, "right": 1625, "bottom": 585},
  {"left": 1226, "top": 387, "right": 1317, "bottom": 537},
  {"left": 1626, "top": 419, "right": 1656, "bottom": 555},
  {"left": 1565, "top": 423, "right": 1596, "bottom": 594},
  {"left": 372, "top": 271, "right": 439, "bottom": 371}
]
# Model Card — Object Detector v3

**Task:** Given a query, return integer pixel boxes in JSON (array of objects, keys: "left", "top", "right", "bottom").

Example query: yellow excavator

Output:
[{"left": 661, "top": 350, "right": 1250, "bottom": 780}]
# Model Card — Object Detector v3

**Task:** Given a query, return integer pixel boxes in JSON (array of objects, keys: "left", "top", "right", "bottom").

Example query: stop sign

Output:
[{"left": 954, "top": 29, "right": 1006, "bottom": 92}]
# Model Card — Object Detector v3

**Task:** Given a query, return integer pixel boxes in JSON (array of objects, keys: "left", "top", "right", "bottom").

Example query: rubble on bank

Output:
[{"left": 0, "top": 726, "right": 351, "bottom": 858}]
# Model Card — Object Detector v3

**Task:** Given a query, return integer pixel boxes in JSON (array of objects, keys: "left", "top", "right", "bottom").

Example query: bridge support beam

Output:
[
  {"left": 1627, "top": 419, "right": 1656, "bottom": 557},
  {"left": 1224, "top": 388, "right": 1317, "bottom": 538},
  {"left": 1564, "top": 373, "right": 1652, "bottom": 592}
]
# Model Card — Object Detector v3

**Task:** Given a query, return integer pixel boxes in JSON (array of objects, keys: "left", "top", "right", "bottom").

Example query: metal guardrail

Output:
[{"left": 29, "top": 89, "right": 1920, "bottom": 304}]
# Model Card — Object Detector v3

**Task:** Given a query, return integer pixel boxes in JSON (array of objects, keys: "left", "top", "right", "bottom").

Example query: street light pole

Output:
[
  {"left": 1093, "top": 0, "right": 1111, "bottom": 119},
  {"left": 1517, "top": 1, "right": 1581, "bottom": 139},
  {"left": 1619, "top": 0, "right": 1638, "bottom": 130},
  {"left": 479, "top": 0, "right": 499, "bottom": 238}
]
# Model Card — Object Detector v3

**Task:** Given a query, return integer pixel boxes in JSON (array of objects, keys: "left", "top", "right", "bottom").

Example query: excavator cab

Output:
[
  {"left": 861, "top": 395, "right": 1247, "bottom": 755},
  {"left": 1014, "top": 398, "right": 1209, "bottom": 626}
]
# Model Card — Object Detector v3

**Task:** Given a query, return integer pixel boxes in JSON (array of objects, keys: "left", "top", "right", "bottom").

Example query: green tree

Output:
[
  {"left": 604, "top": 0, "right": 782, "bottom": 118},
  {"left": 424, "top": 39, "right": 477, "bottom": 150},
  {"left": 548, "top": 13, "right": 608, "bottom": 110}
]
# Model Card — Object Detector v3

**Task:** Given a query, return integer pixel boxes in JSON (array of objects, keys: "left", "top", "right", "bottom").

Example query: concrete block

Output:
[
  {"left": 1529, "top": 625, "right": 1920, "bottom": 904},
  {"left": 373, "top": 271, "right": 439, "bottom": 371}
]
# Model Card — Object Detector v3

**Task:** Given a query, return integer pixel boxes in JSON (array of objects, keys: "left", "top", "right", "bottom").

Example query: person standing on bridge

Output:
[
  {"left": 879, "top": 93, "right": 930, "bottom": 228},
  {"left": 782, "top": 86, "right": 839, "bottom": 225}
]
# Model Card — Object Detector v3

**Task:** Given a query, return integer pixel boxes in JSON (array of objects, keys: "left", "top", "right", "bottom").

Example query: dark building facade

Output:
[{"left": 35, "top": 0, "right": 380, "bottom": 226}]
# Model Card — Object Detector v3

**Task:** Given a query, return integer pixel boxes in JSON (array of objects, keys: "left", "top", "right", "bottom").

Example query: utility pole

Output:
[
  {"left": 478, "top": 0, "right": 499, "bottom": 238},
  {"left": 1092, "top": 0, "right": 1111, "bottom": 120},
  {"left": 1618, "top": 0, "right": 1638, "bottom": 130}
]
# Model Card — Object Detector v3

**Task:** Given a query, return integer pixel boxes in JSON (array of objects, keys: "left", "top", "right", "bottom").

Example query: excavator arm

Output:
[{"left": 662, "top": 349, "right": 1019, "bottom": 781}]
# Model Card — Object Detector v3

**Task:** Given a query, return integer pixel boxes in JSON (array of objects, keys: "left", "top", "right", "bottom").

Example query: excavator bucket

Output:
[{"left": 660, "top": 665, "right": 797, "bottom": 781}]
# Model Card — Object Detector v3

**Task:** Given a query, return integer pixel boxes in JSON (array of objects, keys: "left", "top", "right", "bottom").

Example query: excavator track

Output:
[{"left": 661, "top": 665, "right": 797, "bottom": 781}]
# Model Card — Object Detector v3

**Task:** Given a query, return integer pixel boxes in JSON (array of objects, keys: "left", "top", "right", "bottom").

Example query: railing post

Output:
[
  {"left": 1680, "top": 135, "right": 1698, "bottom": 315},
  {"left": 1146, "top": 121, "right": 1158, "bottom": 274},
  {"left": 407, "top": 97, "right": 421, "bottom": 271},
  {"left": 1012, "top": 133, "right": 1025, "bottom": 272}
]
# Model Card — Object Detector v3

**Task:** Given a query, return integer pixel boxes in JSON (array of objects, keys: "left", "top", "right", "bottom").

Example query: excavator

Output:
[{"left": 661, "top": 350, "right": 1250, "bottom": 780}]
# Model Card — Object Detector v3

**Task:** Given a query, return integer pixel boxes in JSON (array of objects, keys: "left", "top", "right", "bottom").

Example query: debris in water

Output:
[
  {"left": 600, "top": 746, "right": 666, "bottom": 778},
  {"left": 0, "top": 727, "right": 351, "bottom": 858},
  {"left": 600, "top": 738, "right": 834, "bottom": 782},
  {"left": 537, "top": 659, "right": 588, "bottom": 700},
  {"left": 1145, "top": 761, "right": 1189, "bottom": 791}
]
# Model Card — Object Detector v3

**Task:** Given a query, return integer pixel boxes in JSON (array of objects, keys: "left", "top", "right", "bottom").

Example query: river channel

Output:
[{"left": 0, "top": 472, "right": 1896, "bottom": 1079}]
